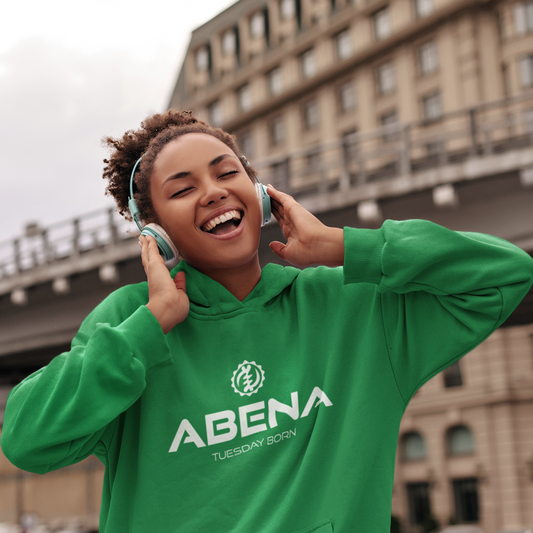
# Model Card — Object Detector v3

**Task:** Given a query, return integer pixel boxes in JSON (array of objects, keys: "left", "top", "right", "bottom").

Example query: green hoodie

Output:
[{"left": 2, "top": 221, "right": 532, "bottom": 533}]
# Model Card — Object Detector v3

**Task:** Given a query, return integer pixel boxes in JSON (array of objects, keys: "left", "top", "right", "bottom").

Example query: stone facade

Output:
[
  {"left": 394, "top": 324, "right": 533, "bottom": 531},
  {"left": 1, "top": 0, "right": 533, "bottom": 530}
]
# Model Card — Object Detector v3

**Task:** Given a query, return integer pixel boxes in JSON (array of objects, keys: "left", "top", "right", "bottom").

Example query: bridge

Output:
[{"left": 1, "top": 91, "right": 533, "bottom": 388}]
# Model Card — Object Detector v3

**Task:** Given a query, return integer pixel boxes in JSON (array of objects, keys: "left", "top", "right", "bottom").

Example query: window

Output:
[
  {"left": 380, "top": 110, "right": 399, "bottom": 142},
  {"left": 425, "top": 141, "right": 444, "bottom": 156},
  {"left": 311, "top": 13, "right": 323, "bottom": 26},
  {"left": 250, "top": 11, "right": 265, "bottom": 38},
  {"left": 268, "top": 67, "right": 283, "bottom": 95},
  {"left": 376, "top": 61, "right": 396, "bottom": 95},
  {"left": 453, "top": 478, "right": 479, "bottom": 523},
  {"left": 443, "top": 361, "right": 463, "bottom": 388},
  {"left": 280, "top": 0, "right": 295, "bottom": 19},
  {"left": 270, "top": 115, "right": 285, "bottom": 145},
  {"left": 270, "top": 159, "right": 289, "bottom": 188},
  {"left": 303, "top": 99, "right": 320, "bottom": 130},
  {"left": 238, "top": 130, "right": 254, "bottom": 158},
  {"left": 305, "top": 149, "right": 321, "bottom": 170},
  {"left": 401, "top": 432, "right": 426, "bottom": 461},
  {"left": 195, "top": 46, "right": 209, "bottom": 72},
  {"left": 237, "top": 84, "right": 252, "bottom": 112},
  {"left": 381, "top": 110, "right": 398, "bottom": 126},
  {"left": 338, "top": 80, "right": 356, "bottom": 113},
  {"left": 373, "top": 7, "right": 391, "bottom": 40},
  {"left": 414, "top": 0, "right": 434, "bottom": 18},
  {"left": 342, "top": 130, "right": 358, "bottom": 162},
  {"left": 524, "top": 108, "right": 533, "bottom": 133},
  {"left": 222, "top": 29, "right": 236, "bottom": 56},
  {"left": 301, "top": 49, "right": 317, "bottom": 78},
  {"left": 514, "top": 2, "right": 533, "bottom": 35},
  {"left": 336, "top": 29, "right": 353, "bottom": 60},
  {"left": 208, "top": 100, "right": 223, "bottom": 127},
  {"left": 447, "top": 425, "right": 475, "bottom": 456},
  {"left": 422, "top": 92, "right": 442, "bottom": 121},
  {"left": 520, "top": 55, "right": 533, "bottom": 87},
  {"left": 417, "top": 41, "right": 439, "bottom": 75},
  {"left": 406, "top": 482, "right": 431, "bottom": 526}
]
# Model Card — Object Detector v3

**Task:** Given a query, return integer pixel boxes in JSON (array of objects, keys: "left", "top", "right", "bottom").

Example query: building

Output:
[
  {"left": 167, "top": 0, "right": 533, "bottom": 531},
  {"left": 0, "top": 0, "right": 533, "bottom": 530},
  {"left": 394, "top": 324, "right": 533, "bottom": 531},
  {"left": 169, "top": 0, "right": 533, "bottom": 195}
]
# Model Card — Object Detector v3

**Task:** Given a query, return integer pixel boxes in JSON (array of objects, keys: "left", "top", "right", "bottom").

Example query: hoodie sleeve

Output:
[
  {"left": 0, "top": 285, "right": 173, "bottom": 474},
  {"left": 343, "top": 219, "right": 533, "bottom": 404}
]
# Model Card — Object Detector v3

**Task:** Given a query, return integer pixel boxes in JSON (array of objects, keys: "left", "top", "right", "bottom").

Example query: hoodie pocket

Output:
[{"left": 291, "top": 519, "right": 333, "bottom": 533}]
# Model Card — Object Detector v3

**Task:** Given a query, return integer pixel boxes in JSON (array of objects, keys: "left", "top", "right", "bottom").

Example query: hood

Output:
[{"left": 170, "top": 261, "right": 300, "bottom": 317}]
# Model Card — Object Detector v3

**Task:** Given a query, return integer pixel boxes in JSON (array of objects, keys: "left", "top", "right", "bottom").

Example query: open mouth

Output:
[{"left": 202, "top": 209, "right": 243, "bottom": 236}]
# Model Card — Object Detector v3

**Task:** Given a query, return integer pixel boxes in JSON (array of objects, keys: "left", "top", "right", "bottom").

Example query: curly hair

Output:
[{"left": 102, "top": 110, "right": 256, "bottom": 224}]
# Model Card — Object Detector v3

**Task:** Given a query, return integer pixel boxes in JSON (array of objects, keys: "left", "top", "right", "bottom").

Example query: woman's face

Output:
[{"left": 149, "top": 133, "right": 262, "bottom": 274}]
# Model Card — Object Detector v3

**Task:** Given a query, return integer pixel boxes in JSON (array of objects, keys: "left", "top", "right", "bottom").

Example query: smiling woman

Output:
[
  {"left": 147, "top": 132, "right": 264, "bottom": 302},
  {"left": 102, "top": 110, "right": 273, "bottom": 303},
  {"left": 2, "top": 109, "right": 533, "bottom": 533},
  {"left": 101, "top": 110, "right": 260, "bottom": 230}
]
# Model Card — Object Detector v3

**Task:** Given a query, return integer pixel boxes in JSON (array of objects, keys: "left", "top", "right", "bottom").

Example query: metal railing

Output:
[
  {"left": 0, "top": 209, "right": 135, "bottom": 280},
  {"left": 2, "top": 91, "right": 533, "bottom": 282},
  {"left": 255, "top": 91, "right": 533, "bottom": 195}
]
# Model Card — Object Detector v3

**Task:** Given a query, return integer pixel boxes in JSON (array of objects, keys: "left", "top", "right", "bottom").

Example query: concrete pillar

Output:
[
  {"left": 477, "top": 8, "right": 504, "bottom": 104},
  {"left": 358, "top": 64, "right": 376, "bottom": 131},
  {"left": 396, "top": 45, "right": 417, "bottom": 123},
  {"left": 456, "top": 12, "right": 482, "bottom": 108}
]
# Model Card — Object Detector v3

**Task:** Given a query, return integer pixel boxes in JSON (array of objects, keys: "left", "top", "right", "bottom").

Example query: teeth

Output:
[{"left": 202, "top": 210, "right": 242, "bottom": 232}]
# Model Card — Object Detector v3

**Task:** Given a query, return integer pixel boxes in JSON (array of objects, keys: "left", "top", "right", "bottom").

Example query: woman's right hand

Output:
[{"left": 140, "top": 235, "right": 189, "bottom": 334}]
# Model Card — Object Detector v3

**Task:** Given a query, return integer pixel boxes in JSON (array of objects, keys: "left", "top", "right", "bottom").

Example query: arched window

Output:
[
  {"left": 401, "top": 431, "right": 426, "bottom": 461},
  {"left": 447, "top": 425, "right": 475, "bottom": 456}
]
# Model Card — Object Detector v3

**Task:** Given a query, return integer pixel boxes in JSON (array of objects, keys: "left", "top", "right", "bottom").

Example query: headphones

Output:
[
  {"left": 128, "top": 154, "right": 271, "bottom": 263},
  {"left": 240, "top": 155, "right": 272, "bottom": 228}
]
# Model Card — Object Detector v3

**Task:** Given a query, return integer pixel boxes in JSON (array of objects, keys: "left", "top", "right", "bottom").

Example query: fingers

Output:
[
  {"left": 139, "top": 235, "right": 164, "bottom": 275},
  {"left": 268, "top": 184, "right": 305, "bottom": 226},
  {"left": 174, "top": 271, "right": 186, "bottom": 292},
  {"left": 271, "top": 199, "right": 285, "bottom": 224},
  {"left": 268, "top": 186, "right": 293, "bottom": 225},
  {"left": 269, "top": 241, "right": 287, "bottom": 260},
  {"left": 139, "top": 235, "right": 148, "bottom": 274},
  {"left": 140, "top": 235, "right": 159, "bottom": 257},
  {"left": 140, "top": 236, "right": 189, "bottom": 332},
  {"left": 267, "top": 184, "right": 291, "bottom": 202}
]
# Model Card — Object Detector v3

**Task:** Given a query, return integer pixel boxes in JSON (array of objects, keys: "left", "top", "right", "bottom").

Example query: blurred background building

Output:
[{"left": 1, "top": 0, "right": 533, "bottom": 531}]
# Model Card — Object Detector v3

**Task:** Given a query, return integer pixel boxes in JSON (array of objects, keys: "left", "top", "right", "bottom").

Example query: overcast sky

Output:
[{"left": 0, "top": 0, "right": 236, "bottom": 242}]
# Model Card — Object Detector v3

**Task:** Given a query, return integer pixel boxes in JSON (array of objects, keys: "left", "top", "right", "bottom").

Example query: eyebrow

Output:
[{"left": 161, "top": 153, "right": 237, "bottom": 189}]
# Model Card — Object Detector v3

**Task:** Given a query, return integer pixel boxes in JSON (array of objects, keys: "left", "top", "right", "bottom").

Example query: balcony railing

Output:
[
  {"left": 255, "top": 91, "right": 533, "bottom": 196},
  {"left": 0, "top": 209, "right": 135, "bottom": 281},
  {"left": 2, "top": 91, "right": 533, "bottom": 282}
]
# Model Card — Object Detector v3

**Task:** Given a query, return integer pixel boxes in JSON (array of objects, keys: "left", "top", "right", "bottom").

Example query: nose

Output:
[{"left": 200, "top": 180, "right": 228, "bottom": 206}]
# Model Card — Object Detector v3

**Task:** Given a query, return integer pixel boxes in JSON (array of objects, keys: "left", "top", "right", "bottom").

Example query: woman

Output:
[{"left": 2, "top": 110, "right": 532, "bottom": 533}]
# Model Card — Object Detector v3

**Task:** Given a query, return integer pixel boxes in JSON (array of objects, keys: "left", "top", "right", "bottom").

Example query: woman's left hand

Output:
[{"left": 267, "top": 185, "right": 344, "bottom": 268}]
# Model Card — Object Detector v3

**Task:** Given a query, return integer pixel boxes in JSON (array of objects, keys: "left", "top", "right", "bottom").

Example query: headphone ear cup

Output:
[
  {"left": 141, "top": 223, "right": 179, "bottom": 263},
  {"left": 255, "top": 182, "right": 271, "bottom": 227}
]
